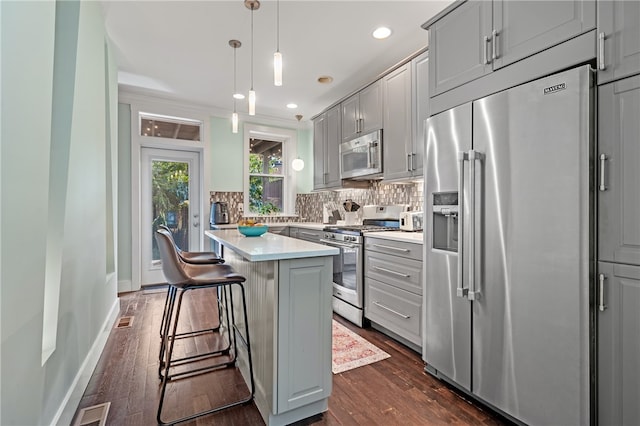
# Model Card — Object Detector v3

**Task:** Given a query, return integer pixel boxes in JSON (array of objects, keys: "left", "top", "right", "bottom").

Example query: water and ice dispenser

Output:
[{"left": 432, "top": 192, "right": 458, "bottom": 252}]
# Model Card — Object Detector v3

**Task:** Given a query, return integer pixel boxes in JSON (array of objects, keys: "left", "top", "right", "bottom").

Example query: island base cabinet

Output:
[
  {"left": 224, "top": 249, "right": 333, "bottom": 426},
  {"left": 598, "top": 262, "right": 640, "bottom": 426}
]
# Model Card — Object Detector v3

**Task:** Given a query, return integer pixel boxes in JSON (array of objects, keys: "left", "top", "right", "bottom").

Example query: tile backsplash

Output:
[{"left": 210, "top": 180, "right": 423, "bottom": 224}]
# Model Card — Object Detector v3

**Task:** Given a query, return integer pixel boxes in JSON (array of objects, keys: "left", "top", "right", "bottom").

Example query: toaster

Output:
[{"left": 399, "top": 211, "right": 423, "bottom": 231}]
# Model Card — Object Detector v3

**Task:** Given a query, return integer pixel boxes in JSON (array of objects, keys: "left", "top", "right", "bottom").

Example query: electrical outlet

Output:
[{"left": 238, "top": 204, "right": 243, "bottom": 213}]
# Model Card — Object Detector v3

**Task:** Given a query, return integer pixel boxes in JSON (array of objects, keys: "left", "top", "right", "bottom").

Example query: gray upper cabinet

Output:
[
  {"left": 597, "top": 0, "right": 640, "bottom": 85},
  {"left": 312, "top": 105, "right": 341, "bottom": 190},
  {"left": 412, "top": 51, "right": 429, "bottom": 177},
  {"left": 341, "top": 81, "right": 383, "bottom": 142},
  {"left": 429, "top": 0, "right": 492, "bottom": 97},
  {"left": 597, "top": 261, "right": 640, "bottom": 426},
  {"left": 492, "top": 0, "right": 595, "bottom": 70},
  {"left": 382, "top": 63, "right": 413, "bottom": 181},
  {"left": 598, "top": 75, "right": 640, "bottom": 266},
  {"left": 312, "top": 113, "right": 326, "bottom": 189},
  {"left": 427, "top": 0, "right": 595, "bottom": 97},
  {"left": 383, "top": 52, "right": 429, "bottom": 181}
]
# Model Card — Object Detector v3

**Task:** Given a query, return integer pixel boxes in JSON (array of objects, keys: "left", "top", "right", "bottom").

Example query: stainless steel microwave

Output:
[{"left": 339, "top": 130, "right": 382, "bottom": 179}]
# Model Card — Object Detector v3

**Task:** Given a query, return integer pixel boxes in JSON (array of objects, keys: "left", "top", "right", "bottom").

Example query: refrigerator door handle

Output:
[
  {"left": 468, "top": 150, "right": 483, "bottom": 301},
  {"left": 599, "top": 273, "right": 607, "bottom": 312},
  {"left": 457, "top": 151, "right": 469, "bottom": 298},
  {"left": 599, "top": 153, "right": 608, "bottom": 191}
]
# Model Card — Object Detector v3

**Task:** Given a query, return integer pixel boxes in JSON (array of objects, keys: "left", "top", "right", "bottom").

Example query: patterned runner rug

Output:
[{"left": 332, "top": 320, "right": 390, "bottom": 374}]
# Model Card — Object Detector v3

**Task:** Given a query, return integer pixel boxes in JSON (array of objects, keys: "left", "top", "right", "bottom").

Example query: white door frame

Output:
[{"left": 129, "top": 100, "right": 210, "bottom": 291}]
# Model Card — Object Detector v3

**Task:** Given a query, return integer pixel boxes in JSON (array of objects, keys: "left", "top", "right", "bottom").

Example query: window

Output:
[
  {"left": 139, "top": 113, "right": 202, "bottom": 141},
  {"left": 244, "top": 124, "right": 297, "bottom": 216}
]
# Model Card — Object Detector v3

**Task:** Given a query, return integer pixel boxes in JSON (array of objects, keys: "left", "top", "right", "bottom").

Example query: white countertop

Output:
[
  {"left": 210, "top": 222, "right": 326, "bottom": 230},
  {"left": 205, "top": 229, "right": 338, "bottom": 262},
  {"left": 365, "top": 231, "right": 424, "bottom": 244}
]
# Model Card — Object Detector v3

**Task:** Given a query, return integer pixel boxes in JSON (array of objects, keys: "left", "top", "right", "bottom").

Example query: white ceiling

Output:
[{"left": 102, "top": 1, "right": 451, "bottom": 124}]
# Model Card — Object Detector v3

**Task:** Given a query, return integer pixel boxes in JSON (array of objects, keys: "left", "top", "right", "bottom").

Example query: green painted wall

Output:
[
  {"left": 209, "top": 116, "right": 314, "bottom": 194},
  {"left": 210, "top": 116, "right": 244, "bottom": 191},
  {"left": 117, "top": 103, "right": 132, "bottom": 285},
  {"left": 0, "top": 1, "right": 118, "bottom": 423}
]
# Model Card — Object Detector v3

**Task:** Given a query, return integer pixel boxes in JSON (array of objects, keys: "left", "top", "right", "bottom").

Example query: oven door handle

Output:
[{"left": 320, "top": 239, "right": 359, "bottom": 249}]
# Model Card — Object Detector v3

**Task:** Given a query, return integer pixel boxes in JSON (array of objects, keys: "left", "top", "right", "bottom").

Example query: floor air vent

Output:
[
  {"left": 115, "top": 316, "right": 134, "bottom": 329},
  {"left": 73, "top": 402, "right": 110, "bottom": 426}
]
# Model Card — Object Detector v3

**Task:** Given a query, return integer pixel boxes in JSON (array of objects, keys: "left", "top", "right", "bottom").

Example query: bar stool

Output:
[
  {"left": 157, "top": 225, "right": 224, "bottom": 343},
  {"left": 155, "top": 229, "right": 255, "bottom": 425}
]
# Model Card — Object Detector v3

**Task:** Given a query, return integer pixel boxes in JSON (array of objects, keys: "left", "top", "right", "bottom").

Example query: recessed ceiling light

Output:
[
  {"left": 233, "top": 93, "right": 245, "bottom": 100},
  {"left": 317, "top": 76, "right": 333, "bottom": 84},
  {"left": 286, "top": 103, "right": 298, "bottom": 109},
  {"left": 373, "top": 27, "right": 392, "bottom": 39}
]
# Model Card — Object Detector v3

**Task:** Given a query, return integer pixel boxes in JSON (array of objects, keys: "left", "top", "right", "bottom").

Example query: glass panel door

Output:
[{"left": 141, "top": 148, "right": 200, "bottom": 285}]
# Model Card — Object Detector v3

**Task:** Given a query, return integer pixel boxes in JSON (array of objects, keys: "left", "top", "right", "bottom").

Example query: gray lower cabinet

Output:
[
  {"left": 364, "top": 237, "right": 423, "bottom": 349},
  {"left": 289, "top": 227, "right": 323, "bottom": 243},
  {"left": 268, "top": 226, "right": 289, "bottom": 236},
  {"left": 597, "top": 262, "right": 640, "bottom": 426},
  {"left": 597, "top": 0, "right": 640, "bottom": 85},
  {"left": 598, "top": 75, "right": 640, "bottom": 266},
  {"left": 426, "top": 0, "right": 595, "bottom": 97},
  {"left": 312, "top": 104, "right": 341, "bottom": 190}
]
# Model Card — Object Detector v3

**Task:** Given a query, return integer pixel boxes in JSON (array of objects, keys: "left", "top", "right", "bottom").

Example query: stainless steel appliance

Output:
[
  {"left": 339, "top": 130, "right": 382, "bottom": 179},
  {"left": 423, "top": 66, "right": 593, "bottom": 425},
  {"left": 399, "top": 211, "right": 423, "bottom": 231},
  {"left": 210, "top": 201, "right": 229, "bottom": 225},
  {"left": 322, "top": 205, "right": 408, "bottom": 326}
]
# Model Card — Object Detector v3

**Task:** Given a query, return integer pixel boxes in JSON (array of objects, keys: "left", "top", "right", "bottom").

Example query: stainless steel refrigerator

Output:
[{"left": 422, "top": 65, "right": 593, "bottom": 425}]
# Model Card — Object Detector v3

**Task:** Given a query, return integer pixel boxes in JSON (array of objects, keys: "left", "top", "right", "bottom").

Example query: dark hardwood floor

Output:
[{"left": 73, "top": 287, "right": 508, "bottom": 425}]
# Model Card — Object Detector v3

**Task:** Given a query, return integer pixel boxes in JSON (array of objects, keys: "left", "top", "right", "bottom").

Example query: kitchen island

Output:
[{"left": 204, "top": 229, "right": 338, "bottom": 426}]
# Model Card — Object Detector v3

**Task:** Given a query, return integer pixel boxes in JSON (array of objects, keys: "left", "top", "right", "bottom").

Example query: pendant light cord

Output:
[
  {"left": 276, "top": 0, "right": 280, "bottom": 52},
  {"left": 250, "top": 7, "right": 254, "bottom": 91}
]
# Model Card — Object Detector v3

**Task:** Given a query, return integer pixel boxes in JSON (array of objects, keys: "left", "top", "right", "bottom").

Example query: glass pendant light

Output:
[
  {"left": 273, "top": 0, "right": 282, "bottom": 86},
  {"left": 291, "top": 114, "right": 304, "bottom": 171},
  {"left": 245, "top": 1, "right": 260, "bottom": 115},
  {"left": 229, "top": 40, "right": 241, "bottom": 133}
]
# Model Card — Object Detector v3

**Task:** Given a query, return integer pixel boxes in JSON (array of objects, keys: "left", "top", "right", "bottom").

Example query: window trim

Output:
[{"left": 243, "top": 123, "right": 297, "bottom": 216}]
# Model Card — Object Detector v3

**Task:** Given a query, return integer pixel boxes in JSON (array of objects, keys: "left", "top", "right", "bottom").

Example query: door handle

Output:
[
  {"left": 492, "top": 30, "right": 498, "bottom": 61},
  {"left": 599, "top": 154, "right": 608, "bottom": 191},
  {"left": 193, "top": 221, "right": 199, "bottom": 227},
  {"left": 373, "top": 266, "right": 410, "bottom": 278},
  {"left": 483, "top": 36, "right": 490, "bottom": 65},
  {"left": 598, "top": 273, "right": 607, "bottom": 312},
  {"left": 407, "top": 154, "right": 412, "bottom": 172},
  {"left": 373, "top": 301, "right": 410, "bottom": 319},
  {"left": 598, "top": 32, "right": 606, "bottom": 71},
  {"left": 457, "top": 151, "right": 468, "bottom": 298},
  {"left": 371, "top": 243, "right": 410, "bottom": 253},
  {"left": 412, "top": 153, "right": 417, "bottom": 171},
  {"left": 467, "top": 150, "right": 483, "bottom": 301}
]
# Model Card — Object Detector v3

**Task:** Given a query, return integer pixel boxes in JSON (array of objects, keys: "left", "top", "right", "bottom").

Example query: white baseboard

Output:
[
  {"left": 51, "top": 297, "right": 120, "bottom": 426},
  {"left": 118, "top": 279, "right": 132, "bottom": 293}
]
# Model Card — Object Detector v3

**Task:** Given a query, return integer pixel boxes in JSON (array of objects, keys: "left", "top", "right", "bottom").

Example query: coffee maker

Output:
[{"left": 209, "top": 201, "right": 230, "bottom": 225}]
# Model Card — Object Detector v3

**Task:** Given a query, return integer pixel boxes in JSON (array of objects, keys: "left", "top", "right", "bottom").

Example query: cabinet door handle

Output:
[
  {"left": 598, "top": 273, "right": 607, "bottom": 312},
  {"left": 599, "top": 154, "right": 608, "bottom": 192},
  {"left": 483, "top": 36, "right": 491, "bottom": 65},
  {"left": 457, "top": 151, "right": 468, "bottom": 298},
  {"left": 372, "top": 243, "right": 410, "bottom": 253},
  {"left": 359, "top": 118, "right": 364, "bottom": 133},
  {"left": 300, "top": 231, "right": 318, "bottom": 237},
  {"left": 412, "top": 153, "right": 417, "bottom": 171},
  {"left": 598, "top": 32, "right": 606, "bottom": 71},
  {"left": 373, "top": 301, "right": 410, "bottom": 319},
  {"left": 407, "top": 154, "right": 412, "bottom": 172},
  {"left": 373, "top": 266, "right": 410, "bottom": 278},
  {"left": 492, "top": 30, "right": 498, "bottom": 61}
]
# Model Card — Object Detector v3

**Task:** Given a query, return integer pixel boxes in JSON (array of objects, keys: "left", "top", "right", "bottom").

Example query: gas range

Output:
[{"left": 322, "top": 220, "right": 400, "bottom": 243}]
